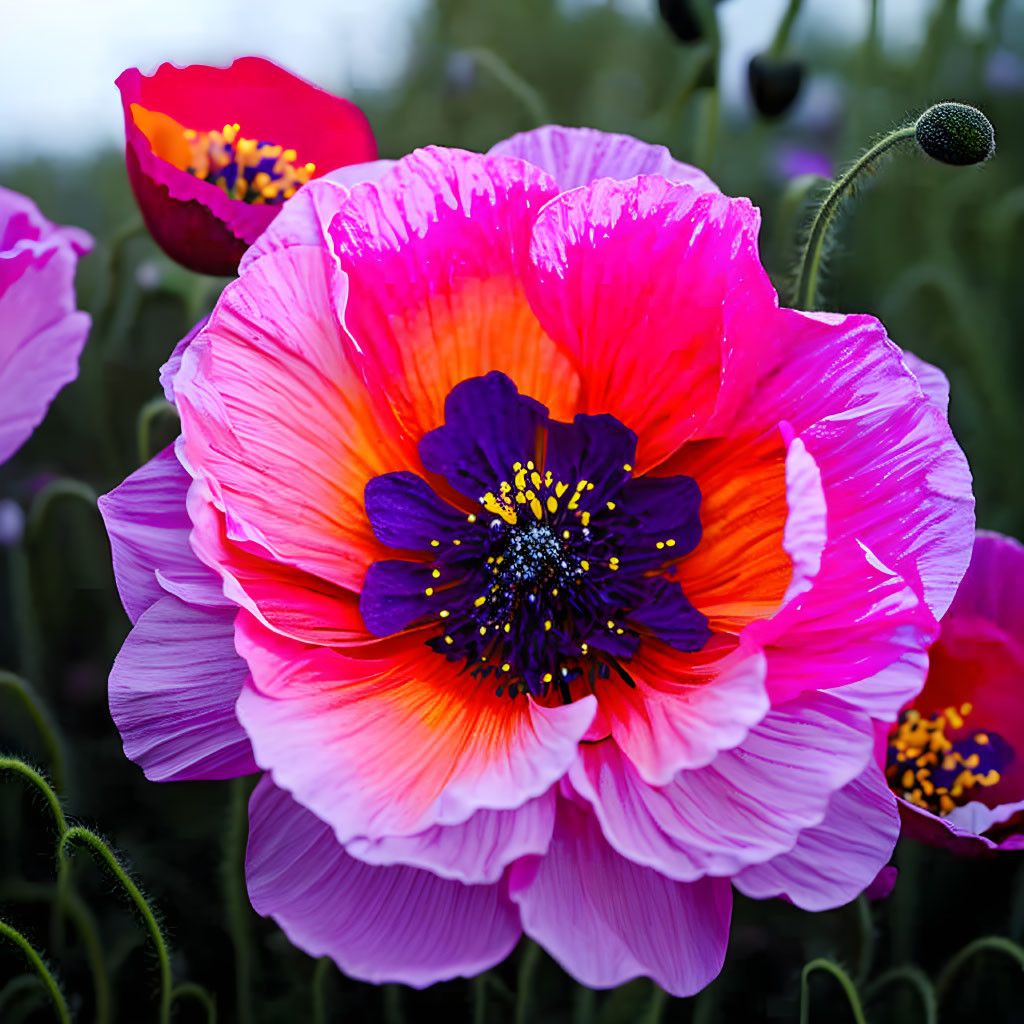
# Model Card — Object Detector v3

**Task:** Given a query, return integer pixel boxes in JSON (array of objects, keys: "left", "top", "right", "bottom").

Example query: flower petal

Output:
[
  {"left": 570, "top": 693, "right": 874, "bottom": 881},
  {"left": 733, "top": 764, "right": 899, "bottom": 910},
  {"left": 489, "top": 125, "right": 719, "bottom": 193},
  {"left": 235, "top": 613, "right": 597, "bottom": 839},
  {"left": 247, "top": 778, "right": 521, "bottom": 987},
  {"left": 110, "top": 595, "right": 256, "bottom": 781},
  {"left": 509, "top": 796, "right": 732, "bottom": 996},
  {"left": 345, "top": 791, "right": 555, "bottom": 884}
]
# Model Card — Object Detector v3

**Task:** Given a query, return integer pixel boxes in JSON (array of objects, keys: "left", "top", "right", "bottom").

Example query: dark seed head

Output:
[
  {"left": 748, "top": 54, "right": 804, "bottom": 119},
  {"left": 914, "top": 102, "right": 995, "bottom": 166},
  {"left": 658, "top": 0, "right": 724, "bottom": 45}
]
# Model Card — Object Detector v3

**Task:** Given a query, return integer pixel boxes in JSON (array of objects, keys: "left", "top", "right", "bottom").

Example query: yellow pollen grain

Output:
[
  {"left": 502, "top": 663, "right": 511, "bottom": 672},
  {"left": 479, "top": 627, "right": 487, "bottom": 636},
  {"left": 961, "top": 702, "right": 973, "bottom": 716},
  {"left": 474, "top": 596, "right": 487, "bottom": 607},
  {"left": 444, "top": 636, "right": 454, "bottom": 645},
  {"left": 547, "top": 496, "right": 558, "bottom": 514},
  {"left": 606, "top": 620, "right": 615, "bottom": 629},
  {"left": 581, "top": 511, "right": 591, "bottom": 527},
  {"left": 430, "top": 540, "right": 440, "bottom": 547},
  {"left": 656, "top": 541, "right": 665, "bottom": 550},
  {"left": 542, "top": 673, "right": 553, "bottom": 683},
  {"left": 544, "top": 471, "right": 553, "bottom": 487},
  {"left": 902, "top": 769, "right": 915, "bottom": 790},
  {"left": 581, "top": 643, "right": 589, "bottom": 654},
  {"left": 530, "top": 471, "right": 542, "bottom": 489},
  {"left": 530, "top": 497, "right": 543, "bottom": 520},
  {"left": 555, "top": 482, "right": 568, "bottom": 498},
  {"left": 513, "top": 461, "right": 523, "bottom": 471},
  {"left": 586, "top": 483, "right": 594, "bottom": 490},
  {"left": 527, "top": 460, "right": 535, "bottom": 470},
  {"left": 424, "top": 587, "right": 434, "bottom": 596},
  {"left": 665, "top": 538, "right": 676, "bottom": 547},
  {"left": 562, "top": 530, "right": 571, "bottom": 540},
  {"left": 551, "top": 588, "right": 559, "bottom": 597},
  {"left": 580, "top": 560, "right": 590, "bottom": 571},
  {"left": 453, "top": 539, "right": 462, "bottom": 546},
  {"left": 504, "top": 623, "right": 512, "bottom": 633},
  {"left": 945, "top": 706, "right": 964, "bottom": 729},
  {"left": 467, "top": 514, "right": 477, "bottom": 523},
  {"left": 977, "top": 733, "right": 990, "bottom": 745},
  {"left": 431, "top": 569, "right": 441, "bottom": 578},
  {"left": 606, "top": 501, "right": 616, "bottom": 511},
  {"left": 440, "top": 610, "right": 450, "bottom": 618},
  {"left": 544, "top": 620, "right": 552, "bottom": 631},
  {"left": 616, "top": 628, "right": 624, "bottom": 634},
  {"left": 623, "top": 463, "right": 632, "bottom": 472}
]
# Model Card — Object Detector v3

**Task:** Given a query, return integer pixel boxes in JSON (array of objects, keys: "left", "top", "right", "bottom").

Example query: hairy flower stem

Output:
[
  {"left": 791, "top": 125, "right": 916, "bottom": 310},
  {"left": 0, "top": 673, "right": 66, "bottom": 794},
  {"left": 62, "top": 826, "right": 172, "bottom": 1024},
  {"left": 799, "top": 958, "right": 868, "bottom": 1024},
  {"left": 0, "top": 918, "right": 71, "bottom": 1024},
  {"left": 223, "top": 776, "right": 256, "bottom": 1024},
  {"left": 935, "top": 936, "right": 1024, "bottom": 1005}
]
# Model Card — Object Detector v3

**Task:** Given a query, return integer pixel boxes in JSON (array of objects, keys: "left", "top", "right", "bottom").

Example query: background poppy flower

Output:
[
  {"left": 117, "top": 56, "right": 377, "bottom": 276},
  {"left": 100, "top": 127, "right": 973, "bottom": 995},
  {"left": 882, "top": 529, "right": 1024, "bottom": 855},
  {"left": 0, "top": 185, "right": 92, "bottom": 465}
]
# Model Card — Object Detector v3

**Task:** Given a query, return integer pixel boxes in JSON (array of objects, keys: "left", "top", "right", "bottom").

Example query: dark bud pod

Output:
[
  {"left": 748, "top": 54, "right": 804, "bottom": 118},
  {"left": 914, "top": 102, "right": 995, "bottom": 166},
  {"left": 658, "top": 0, "right": 722, "bottom": 45}
]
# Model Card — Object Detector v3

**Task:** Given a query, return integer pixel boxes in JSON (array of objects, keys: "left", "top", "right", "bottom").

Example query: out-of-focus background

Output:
[{"left": 2, "top": 1, "right": 1024, "bottom": 1021}]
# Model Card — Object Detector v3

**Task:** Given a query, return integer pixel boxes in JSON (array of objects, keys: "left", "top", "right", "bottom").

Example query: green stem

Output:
[
  {"left": 472, "top": 974, "right": 488, "bottom": 1024},
  {"left": 641, "top": 982, "right": 668, "bottom": 1024},
  {"left": 61, "top": 826, "right": 172, "bottom": 1024},
  {"left": 223, "top": 777, "right": 256, "bottom": 1024},
  {"left": 695, "top": 87, "right": 720, "bottom": 172},
  {"left": 464, "top": 48, "right": 550, "bottom": 126},
  {"left": 936, "top": 936, "right": 1024, "bottom": 1004},
  {"left": 65, "top": 892, "right": 112, "bottom": 1024},
  {"left": 866, "top": 966, "right": 937, "bottom": 1024},
  {"left": 854, "top": 895, "right": 875, "bottom": 986},
  {"left": 383, "top": 983, "right": 405, "bottom": 1024},
  {"left": 172, "top": 982, "right": 218, "bottom": 1023},
  {"left": 136, "top": 396, "right": 178, "bottom": 467},
  {"left": 26, "top": 479, "right": 98, "bottom": 546},
  {"left": 312, "top": 958, "right": 331, "bottom": 1024},
  {"left": 0, "top": 919, "right": 70, "bottom": 1024},
  {"left": 791, "top": 125, "right": 916, "bottom": 310},
  {"left": 0, "top": 673, "right": 66, "bottom": 793},
  {"left": 799, "top": 958, "right": 868, "bottom": 1024},
  {"left": 769, "top": 0, "right": 805, "bottom": 58},
  {"left": 515, "top": 940, "right": 542, "bottom": 1024}
]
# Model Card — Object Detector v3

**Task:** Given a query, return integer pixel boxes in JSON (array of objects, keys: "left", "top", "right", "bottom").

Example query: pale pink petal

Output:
[
  {"left": 901, "top": 350, "right": 950, "bottom": 417},
  {"left": 98, "top": 444, "right": 227, "bottom": 624},
  {"left": 570, "top": 694, "right": 874, "bottom": 881},
  {"left": 235, "top": 613, "right": 597, "bottom": 840},
  {"left": 489, "top": 125, "right": 719, "bottom": 193},
  {"left": 159, "top": 316, "right": 207, "bottom": 405},
  {"left": 110, "top": 595, "right": 256, "bottom": 781},
  {"left": 345, "top": 792, "right": 555, "bottom": 884},
  {"left": 247, "top": 778, "right": 521, "bottom": 986},
  {"left": 509, "top": 797, "right": 732, "bottom": 997},
  {"left": 733, "top": 764, "right": 899, "bottom": 910},
  {"left": 524, "top": 175, "right": 775, "bottom": 471}
]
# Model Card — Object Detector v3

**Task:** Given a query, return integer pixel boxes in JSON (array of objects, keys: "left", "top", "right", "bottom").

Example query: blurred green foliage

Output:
[{"left": 2, "top": 0, "right": 1024, "bottom": 1020}]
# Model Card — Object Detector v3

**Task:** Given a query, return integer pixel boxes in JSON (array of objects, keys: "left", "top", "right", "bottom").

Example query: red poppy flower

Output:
[{"left": 117, "top": 57, "right": 377, "bottom": 276}]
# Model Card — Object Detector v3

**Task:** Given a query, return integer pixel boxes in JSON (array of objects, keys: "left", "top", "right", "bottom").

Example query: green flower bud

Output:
[{"left": 914, "top": 102, "right": 995, "bottom": 166}]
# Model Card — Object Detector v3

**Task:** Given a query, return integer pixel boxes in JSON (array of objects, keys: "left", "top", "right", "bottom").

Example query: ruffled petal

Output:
[
  {"left": 569, "top": 693, "right": 874, "bottom": 881},
  {"left": 235, "top": 613, "right": 597, "bottom": 839},
  {"left": 488, "top": 125, "right": 719, "bottom": 193},
  {"left": 109, "top": 595, "right": 256, "bottom": 781},
  {"left": 99, "top": 445, "right": 226, "bottom": 623},
  {"left": 509, "top": 796, "right": 732, "bottom": 997},
  {"left": 327, "top": 147, "right": 579, "bottom": 439},
  {"left": 596, "top": 644, "right": 769, "bottom": 784},
  {"left": 733, "top": 764, "right": 899, "bottom": 911},
  {"left": 247, "top": 778, "right": 521, "bottom": 987},
  {"left": 345, "top": 791, "right": 555, "bottom": 884},
  {"left": 948, "top": 530, "right": 1024, "bottom": 642},
  {"left": 524, "top": 176, "right": 774, "bottom": 471}
]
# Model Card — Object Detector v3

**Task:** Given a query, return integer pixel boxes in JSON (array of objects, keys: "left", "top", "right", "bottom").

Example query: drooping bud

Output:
[
  {"left": 748, "top": 54, "right": 804, "bottom": 118},
  {"left": 914, "top": 102, "right": 995, "bottom": 166},
  {"left": 658, "top": 0, "right": 724, "bottom": 45}
]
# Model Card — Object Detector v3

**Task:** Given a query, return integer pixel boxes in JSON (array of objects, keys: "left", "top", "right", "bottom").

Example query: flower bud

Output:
[
  {"left": 748, "top": 54, "right": 804, "bottom": 118},
  {"left": 914, "top": 102, "right": 995, "bottom": 166},
  {"left": 658, "top": 0, "right": 723, "bottom": 44}
]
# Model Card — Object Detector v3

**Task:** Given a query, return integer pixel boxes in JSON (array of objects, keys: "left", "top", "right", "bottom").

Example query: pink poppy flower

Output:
[
  {"left": 0, "top": 186, "right": 92, "bottom": 465},
  {"left": 100, "top": 127, "right": 974, "bottom": 995},
  {"left": 882, "top": 529, "right": 1024, "bottom": 855},
  {"left": 117, "top": 57, "right": 377, "bottom": 276}
]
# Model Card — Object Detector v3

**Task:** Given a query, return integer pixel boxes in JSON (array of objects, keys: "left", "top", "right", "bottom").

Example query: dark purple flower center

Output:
[
  {"left": 359, "top": 373, "right": 710, "bottom": 701},
  {"left": 886, "top": 704, "right": 1014, "bottom": 816}
]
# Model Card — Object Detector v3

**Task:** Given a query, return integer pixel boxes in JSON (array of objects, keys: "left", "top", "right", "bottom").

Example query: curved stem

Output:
[
  {"left": 61, "top": 826, "right": 172, "bottom": 1024},
  {"left": 136, "top": 396, "right": 178, "bottom": 466},
  {"left": 26, "top": 479, "right": 98, "bottom": 546},
  {"left": 515, "top": 940, "right": 542, "bottom": 1024},
  {"left": 769, "top": 0, "right": 805, "bottom": 58},
  {"left": 0, "top": 757, "right": 67, "bottom": 838},
  {"left": 464, "top": 48, "right": 549, "bottom": 127},
  {"left": 223, "top": 777, "right": 255, "bottom": 1024},
  {"left": 936, "top": 935, "right": 1024, "bottom": 1005},
  {"left": 854, "top": 895, "right": 875, "bottom": 986},
  {"left": 790, "top": 125, "right": 916, "bottom": 310},
  {"left": 172, "top": 982, "right": 218, "bottom": 1023},
  {"left": 0, "top": 919, "right": 70, "bottom": 1024},
  {"left": 866, "top": 966, "right": 937, "bottom": 1024},
  {"left": 0, "top": 673, "right": 66, "bottom": 793},
  {"left": 312, "top": 958, "right": 331, "bottom": 1024},
  {"left": 800, "top": 958, "right": 868, "bottom": 1024}
]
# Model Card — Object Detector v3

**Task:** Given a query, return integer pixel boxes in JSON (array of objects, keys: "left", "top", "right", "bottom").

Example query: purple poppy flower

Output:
[{"left": 0, "top": 186, "right": 92, "bottom": 465}]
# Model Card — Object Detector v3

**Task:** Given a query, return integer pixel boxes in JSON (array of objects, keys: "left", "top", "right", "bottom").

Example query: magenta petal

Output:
[
  {"left": 99, "top": 444, "right": 227, "bottom": 624},
  {"left": 570, "top": 694, "right": 874, "bottom": 881},
  {"left": 950, "top": 530, "right": 1024, "bottom": 640},
  {"left": 489, "top": 125, "right": 719, "bottom": 193},
  {"left": 110, "top": 594, "right": 256, "bottom": 781},
  {"left": 159, "top": 316, "right": 208, "bottom": 405},
  {"left": 733, "top": 764, "right": 899, "bottom": 911},
  {"left": 345, "top": 792, "right": 555, "bottom": 884},
  {"left": 510, "top": 797, "right": 732, "bottom": 996},
  {"left": 901, "top": 350, "right": 950, "bottom": 417},
  {"left": 246, "top": 778, "right": 521, "bottom": 986}
]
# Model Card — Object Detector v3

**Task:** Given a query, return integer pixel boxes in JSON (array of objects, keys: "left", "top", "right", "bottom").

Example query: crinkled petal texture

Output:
[
  {"left": 117, "top": 57, "right": 377, "bottom": 275},
  {"left": 0, "top": 186, "right": 92, "bottom": 465},
  {"left": 882, "top": 531, "right": 1024, "bottom": 854},
  {"left": 106, "top": 128, "right": 975, "bottom": 991}
]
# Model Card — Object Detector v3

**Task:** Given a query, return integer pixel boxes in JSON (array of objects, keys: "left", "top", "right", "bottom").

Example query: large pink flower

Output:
[
  {"left": 881, "top": 530, "right": 1024, "bottom": 855},
  {"left": 0, "top": 186, "right": 92, "bottom": 465},
  {"left": 100, "top": 127, "right": 974, "bottom": 995}
]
